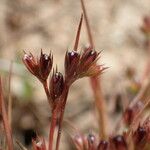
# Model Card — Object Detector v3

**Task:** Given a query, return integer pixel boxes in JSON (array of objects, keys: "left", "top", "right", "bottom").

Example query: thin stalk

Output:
[
  {"left": 74, "top": 14, "right": 83, "bottom": 51},
  {"left": 16, "top": 140, "right": 28, "bottom": 150},
  {"left": 80, "top": 0, "right": 107, "bottom": 139},
  {"left": 43, "top": 81, "right": 53, "bottom": 108},
  {"left": 90, "top": 77, "right": 107, "bottom": 139},
  {"left": 48, "top": 109, "right": 58, "bottom": 150},
  {"left": 0, "top": 78, "right": 13, "bottom": 150},
  {"left": 55, "top": 85, "right": 69, "bottom": 150},
  {"left": 8, "top": 61, "right": 13, "bottom": 126},
  {"left": 55, "top": 107, "right": 65, "bottom": 150},
  {"left": 80, "top": 0, "right": 94, "bottom": 49}
]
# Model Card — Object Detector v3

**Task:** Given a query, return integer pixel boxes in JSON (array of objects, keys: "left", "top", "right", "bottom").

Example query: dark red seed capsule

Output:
[
  {"left": 80, "top": 48, "right": 99, "bottom": 72},
  {"left": 81, "top": 48, "right": 97, "bottom": 63},
  {"left": 65, "top": 50, "right": 80, "bottom": 78},
  {"left": 86, "top": 50, "right": 97, "bottom": 61},
  {"left": 134, "top": 126, "right": 146, "bottom": 144},
  {"left": 87, "top": 133, "right": 96, "bottom": 149},
  {"left": 123, "top": 108, "right": 134, "bottom": 125},
  {"left": 40, "top": 51, "right": 53, "bottom": 80},
  {"left": 50, "top": 72, "right": 64, "bottom": 100},
  {"left": 112, "top": 135, "right": 127, "bottom": 150},
  {"left": 97, "top": 140, "right": 108, "bottom": 150},
  {"left": 23, "top": 53, "right": 38, "bottom": 76}
]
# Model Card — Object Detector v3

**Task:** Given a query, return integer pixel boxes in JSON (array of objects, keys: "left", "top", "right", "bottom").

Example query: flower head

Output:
[
  {"left": 23, "top": 52, "right": 38, "bottom": 76},
  {"left": 97, "top": 140, "right": 108, "bottom": 150},
  {"left": 87, "top": 133, "right": 97, "bottom": 150},
  {"left": 50, "top": 69, "right": 64, "bottom": 101},
  {"left": 65, "top": 50, "right": 80, "bottom": 79},
  {"left": 23, "top": 50, "right": 53, "bottom": 82},
  {"left": 39, "top": 50, "right": 53, "bottom": 80},
  {"left": 77, "top": 47, "right": 104, "bottom": 78},
  {"left": 64, "top": 47, "right": 105, "bottom": 84},
  {"left": 110, "top": 135, "right": 127, "bottom": 150},
  {"left": 133, "top": 126, "right": 147, "bottom": 148}
]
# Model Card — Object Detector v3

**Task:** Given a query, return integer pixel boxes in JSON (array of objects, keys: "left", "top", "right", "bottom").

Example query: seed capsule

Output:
[
  {"left": 23, "top": 52, "right": 38, "bottom": 76},
  {"left": 80, "top": 48, "right": 98, "bottom": 68},
  {"left": 39, "top": 50, "right": 53, "bottom": 80},
  {"left": 78, "top": 47, "right": 102, "bottom": 77},
  {"left": 23, "top": 51, "right": 53, "bottom": 82},
  {"left": 112, "top": 135, "right": 127, "bottom": 150},
  {"left": 135, "top": 127, "right": 146, "bottom": 143},
  {"left": 65, "top": 50, "right": 80, "bottom": 78},
  {"left": 87, "top": 133, "right": 96, "bottom": 150},
  {"left": 133, "top": 126, "right": 147, "bottom": 149},
  {"left": 50, "top": 71, "right": 64, "bottom": 100},
  {"left": 97, "top": 140, "right": 108, "bottom": 150}
]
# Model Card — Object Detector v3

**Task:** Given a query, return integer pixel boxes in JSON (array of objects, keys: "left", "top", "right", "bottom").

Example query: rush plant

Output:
[{"left": 22, "top": 14, "right": 105, "bottom": 150}]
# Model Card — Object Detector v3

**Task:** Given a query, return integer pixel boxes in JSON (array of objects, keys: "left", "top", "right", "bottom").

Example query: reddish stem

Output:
[
  {"left": 90, "top": 77, "right": 107, "bottom": 138},
  {"left": 55, "top": 108, "right": 64, "bottom": 150},
  {"left": 43, "top": 81, "right": 53, "bottom": 108},
  {"left": 80, "top": 0, "right": 94, "bottom": 49},
  {"left": 55, "top": 85, "right": 69, "bottom": 150},
  {"left": 8, "top": 61, "right": 13, "bottom": 126},
  {"left": 48, "top": 109, "right": 58, "bottom": 150},
  {"left": 74, "top": 14, "right": 83, "bottom": 51},
  {"left": 0, "top": 78, "right": 13, "bottom": 150}
]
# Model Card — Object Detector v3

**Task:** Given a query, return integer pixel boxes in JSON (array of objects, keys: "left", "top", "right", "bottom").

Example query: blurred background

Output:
[{"left": 0, "top": 0, "right": 150, "bottom": 149}]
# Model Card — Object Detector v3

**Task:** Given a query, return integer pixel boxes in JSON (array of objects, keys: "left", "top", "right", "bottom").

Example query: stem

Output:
[
  {"left": 0, "top": 78, "right": 13, "bottom": 150},
  {"left": 90, "top": 77, "right": 107, "bottom": 139},
  {"left": 80, "top": 0, "right": 94, "bottom": 49},
  {"left": 16, "top": 140, "right": 28, "bottom": 150},
  {"left": 74, "top": 14, "right": 83, "bottom": 51},
  {"left": 8, "top": 61, "right": 13, "bottom": 126},
  {"left": 48, "top": 109, "right": 58, "bottom": 150},
  {"left": 80, "top": 0, "right": 107, "bottom": 139},
  {"left": 55, "top": 108, "right": 64, "bottom": 150},
  {"left": 43, "top": 81, "right": 53, "bottom": 108},
  {"left": 56, "top": 86, "right": 69, "bottom": 150}
]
